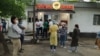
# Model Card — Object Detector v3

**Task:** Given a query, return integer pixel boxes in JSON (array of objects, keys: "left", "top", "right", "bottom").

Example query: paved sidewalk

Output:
[
  {"left": 17, "top": 41, "right": 100, "bottom": 56},
  {"left": 2, "top": 35, "right": 100, "bottom": 56}
]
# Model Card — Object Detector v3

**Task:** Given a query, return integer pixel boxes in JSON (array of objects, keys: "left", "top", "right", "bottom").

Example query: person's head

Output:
[
  {"left": 53, "top": 21, "right": 56, "bottom": 25},
  {"left": 61, "top": 23, "right": 65, "bottom": 28},
  {"left": 49, "top": 19, "right": 51, "bottom": 22},
  {"left": 44, "top": 20, "right": 48, "bottom": 22},
  {"left": 36, "top": 19, "right": 39, "bottom": 22},
  {"left": 11, "top": 16, "right": 18, "bottom": 24},
  {"left": 75, "top": 24, "right": 79, "bottom": 28},
  {"left": 40, "top": 19, "right": 42, "bottom": 21}
]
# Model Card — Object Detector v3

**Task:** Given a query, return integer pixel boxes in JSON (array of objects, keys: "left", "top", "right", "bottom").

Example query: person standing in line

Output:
[
  {"left": 39, "top": 19, "right": 43, "bottom": 36},
  {"left": 48, "top": 19, "right": 53, "bottom": 38},
  {"left": 35, "top": 19, "right": 40, "bottom": 42},
  {"left": 49, "top": 19, "right": 53, "bottom": 27},
  {"left": 0, "top": 20, "right": 2, "bottom": 32},
  {"left": 59, "top": 24, "right": 67, "bottom": 48},
  {"left": 2, "top": 19, "right": 7, "bottom": 33},
  {"left": 95, "top": 31, "right": 100, "bottom": 50},
  {"left": 69, "top": 24, "right": 80, "bottom": 52},
  {"left": 8, "top": 16, "right": 22, "bottom": 56},
  {"left": 18, "top": 19, "right": 26, "bottom": 52},
  {"left": 49, "top": 22, "right": 58, "bottom": 52},
  {"left": 43, "top": 20, "right": 49, "bottom": 39}
]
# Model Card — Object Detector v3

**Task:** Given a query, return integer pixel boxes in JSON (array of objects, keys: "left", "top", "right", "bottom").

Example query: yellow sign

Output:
[{"left": 52, "top": 2, "right": 61, "bottom": 10}]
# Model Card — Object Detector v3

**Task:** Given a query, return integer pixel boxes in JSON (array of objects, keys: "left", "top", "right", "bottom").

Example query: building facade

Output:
[{"left": 24, "top": 0, "right": 100, "bottom": 37}]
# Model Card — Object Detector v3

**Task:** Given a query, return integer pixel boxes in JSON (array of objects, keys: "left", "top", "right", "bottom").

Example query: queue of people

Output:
[
  {"left": 32, "top": 18, "right": 81, "bottom": 53},
  {"left": 7, "top": 16, "right": 81, "bottom": 56}
]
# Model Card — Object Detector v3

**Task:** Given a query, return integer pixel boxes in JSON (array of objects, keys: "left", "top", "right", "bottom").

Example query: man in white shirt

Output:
[
  {"left": 35, "top": 20, "right": 40, "bottom": 40},
  {"left": 49, "top": 19, "right": 53, "bottom": 27},
  {"left": 39, "top": 19, "right": 43, "bottom": 36}
]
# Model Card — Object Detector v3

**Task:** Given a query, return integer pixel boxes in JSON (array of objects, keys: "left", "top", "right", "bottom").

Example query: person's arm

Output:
[
  {"left": 48, "top": 26, "right": 51, "bottom": 33},
  {"left": 21, "top": 25, "right": 26, "bottom": 29},
  {"left": 13, "top": 25, "right": 22, "bottom": 34}
]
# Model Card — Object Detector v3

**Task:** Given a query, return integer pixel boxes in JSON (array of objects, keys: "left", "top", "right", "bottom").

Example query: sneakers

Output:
[
  {"left": 37, "top": 40, "right": 40, "bottom": 43},
  {"left": 51, "top": 49, "right": 53, "bottom": 52},
  {"left": 60, "top": 45, "right": 63, "bottom": 48},
  {"left": 53, "top": 49, "right": 56, "bottom": 52},
  {"left": 51, "top": 49, "right": 56, "bottom": 53},
  {"left": 60, "top": 45, "right": 67, "bottom": 48},
  {"left": 67, "top": 50, "right": 72, "bottom": 53},
  {"left": 63, "top": 46, "right": 67, "bottom": 48},
  {"left": 94, "top": 45, "right": 98, "bottom": 48}
]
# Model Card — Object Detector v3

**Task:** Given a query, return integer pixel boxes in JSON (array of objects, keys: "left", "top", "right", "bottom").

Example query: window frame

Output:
[{"left": 93, "top": 14, "right": 100, "bottom": 25}]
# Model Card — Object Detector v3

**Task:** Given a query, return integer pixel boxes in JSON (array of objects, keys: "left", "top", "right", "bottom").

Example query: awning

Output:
[{"left": 35, "top": 9, "right": 75, "bottom": 13}]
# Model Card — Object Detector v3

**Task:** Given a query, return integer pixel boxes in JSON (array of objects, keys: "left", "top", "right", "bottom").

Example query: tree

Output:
[
  {"left": 59, "top": 0, "right": 79, "bottom": 2},
  {"left": 0, "top": 0, "right": 32, "bottom": 55},
  {"left": 0, "top": 0, "right": 32, "bottom": 17}
]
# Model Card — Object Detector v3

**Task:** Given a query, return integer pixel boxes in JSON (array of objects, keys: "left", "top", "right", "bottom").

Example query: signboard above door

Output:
[{"left": 36, "top": 2, "right": 74, "bottom": 10}]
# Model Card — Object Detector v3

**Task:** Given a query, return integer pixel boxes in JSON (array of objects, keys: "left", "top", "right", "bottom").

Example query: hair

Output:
[
  {"left": 49, "top": 19, "right": 51, "bottom": 21},
  {"left": 44, "top": 20, "right": 48, "bottom": 22},
  {"left": 11, "top": 16, "right": 17, "bottom": 24},
  {"left": 37, "top": 19, "right": 39, "bottom": 21},
  {"left": 40, "top": 19, "right": 42, "bottom": 21},
  {"left": 75, "top": 24, "right": 79, "bottom": 28}
]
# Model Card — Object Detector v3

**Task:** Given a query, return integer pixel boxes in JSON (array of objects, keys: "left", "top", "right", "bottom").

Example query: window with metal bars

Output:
[{"left": 93, "top": 14, "right": 100, "bottom": 25}]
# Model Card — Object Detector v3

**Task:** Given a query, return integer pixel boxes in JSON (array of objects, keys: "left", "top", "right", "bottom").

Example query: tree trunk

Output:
[{"left": 0, "top": 32, "right": 10, "bottom": 54}]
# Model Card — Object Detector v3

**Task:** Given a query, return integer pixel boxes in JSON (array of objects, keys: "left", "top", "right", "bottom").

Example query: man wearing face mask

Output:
[{"left": 8, "top": 16, "right": 22, "bottom": 56}]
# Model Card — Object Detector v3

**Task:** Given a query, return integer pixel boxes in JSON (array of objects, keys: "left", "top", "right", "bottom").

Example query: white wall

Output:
[
  {"left": 69, "top": 8, "right": 100, "bottom": 33},
  {"left": 25, "top": 6, "right": 100, "bottom": 33},
  {"left": 25, "top": 6, "right": 33, "bottom": 32}
]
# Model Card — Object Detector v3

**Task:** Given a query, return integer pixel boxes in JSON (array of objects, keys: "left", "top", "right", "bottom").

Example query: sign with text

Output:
[{"left": 36, "top": 4, "right": 74, "bottom": 10}]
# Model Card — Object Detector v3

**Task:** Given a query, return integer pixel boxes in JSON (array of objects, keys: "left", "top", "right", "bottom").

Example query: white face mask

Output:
[{"left": 16, "top": 20, "right": 19, "bottom": 24}]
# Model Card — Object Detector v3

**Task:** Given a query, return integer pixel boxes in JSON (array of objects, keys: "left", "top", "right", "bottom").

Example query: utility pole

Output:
[{"left": 32, "top": 0, "right": 36, "bottom": 43}]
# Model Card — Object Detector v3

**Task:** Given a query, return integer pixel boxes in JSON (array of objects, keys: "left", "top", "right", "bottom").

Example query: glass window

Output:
[{"left": 93, "top": 15, "right": 100, "bottom": 25}]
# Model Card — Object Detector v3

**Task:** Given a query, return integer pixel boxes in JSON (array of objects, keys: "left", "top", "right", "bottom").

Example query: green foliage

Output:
[
  {"left": 17, "top": 0, "right": 33, "bottom": 5},
  {"left": 60, "top": 0, "right": 100, "bottom": 2},
  {"left": 0, "top": 0, "right": 32, "bottom": 18},
  {"left": 59, "top": 0, "right": 79, "bottom": 2}
]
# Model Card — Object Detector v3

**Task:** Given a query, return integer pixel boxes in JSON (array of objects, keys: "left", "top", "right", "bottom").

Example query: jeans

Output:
[
  {"left": 60, "top": 35, "right": 66, "bottom": 46},
  {"left": 39, "top": 27, "right": 43, "bottom": 36},
  {"left": 43, "top": 28, "right": 48, "bottom": 38},
  {"left": 11, "top": 38, "right": 21, "bottom": 56},
  {"left": 36, "top": 28, "right": 39, "bottom": 40},
  {"left": 20, "top": 34, "right": 24, "bottom": 49}
]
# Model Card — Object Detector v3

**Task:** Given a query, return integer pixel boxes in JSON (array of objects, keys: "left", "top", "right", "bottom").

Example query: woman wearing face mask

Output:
[{"left": 8, "top": 16, "right": 22, "bottom": 56}]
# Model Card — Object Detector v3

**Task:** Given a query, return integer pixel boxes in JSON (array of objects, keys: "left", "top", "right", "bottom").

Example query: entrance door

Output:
[{"left": 44, "top": 15, "right": 48, "bottom": 21}]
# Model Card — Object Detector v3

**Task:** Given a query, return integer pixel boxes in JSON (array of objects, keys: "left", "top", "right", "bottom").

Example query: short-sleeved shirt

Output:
[
  {"left": 35, "top": 21, "right": 40, "bottom": 28},
  {"left": 43, "top": 22, "right": 49, "bottom": 29}
]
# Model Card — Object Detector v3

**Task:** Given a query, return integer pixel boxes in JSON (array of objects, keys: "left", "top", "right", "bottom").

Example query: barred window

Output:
[{"left": 93, "top": 14, "right": 100, "bottom": 25}]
